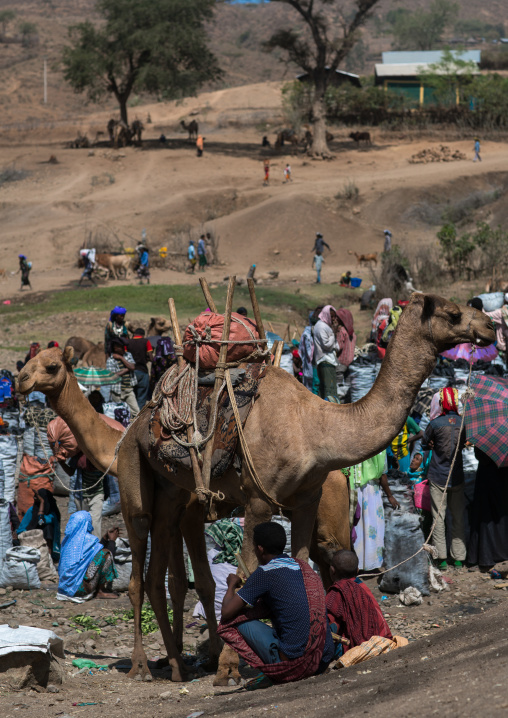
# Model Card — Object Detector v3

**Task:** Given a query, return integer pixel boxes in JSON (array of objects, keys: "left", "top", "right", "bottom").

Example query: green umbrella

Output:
[{"left": 73, "top": 366, "right": 118, "bottom": 387}]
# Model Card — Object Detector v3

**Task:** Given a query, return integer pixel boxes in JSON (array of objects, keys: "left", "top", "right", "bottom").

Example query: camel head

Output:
[
  {"left": 17, "top": 347, "right": 74, "bottom": 398},
  {"left": 148, "top": 316, "right": 171, "bottom": 335},
  {"left": 407, "top": 293, "right": 495, "bottom": 352}
]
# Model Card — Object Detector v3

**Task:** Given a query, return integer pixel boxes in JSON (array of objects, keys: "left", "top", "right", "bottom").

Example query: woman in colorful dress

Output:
[{"left": 344, "top": 451, "right": 399, "bottom": 571}]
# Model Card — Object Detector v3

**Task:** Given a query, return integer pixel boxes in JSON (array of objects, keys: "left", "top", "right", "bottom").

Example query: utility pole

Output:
[{"left": 43, "top": 57, "right": 47, "bottom": 104}]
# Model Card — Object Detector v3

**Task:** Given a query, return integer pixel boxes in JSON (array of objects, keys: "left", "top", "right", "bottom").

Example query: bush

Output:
[
  {"left": 0, "top": 165, "right": 30, "bottom": 186},
  {"left": 335, "top": 180, "right": 359, "bottom": 201}
]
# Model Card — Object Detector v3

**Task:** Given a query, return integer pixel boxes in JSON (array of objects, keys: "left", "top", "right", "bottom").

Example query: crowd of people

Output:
[{"left": 0, "top": 286, "right": 507, "bottom": 689}]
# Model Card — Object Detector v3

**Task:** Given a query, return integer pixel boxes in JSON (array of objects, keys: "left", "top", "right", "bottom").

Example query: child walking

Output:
[{"left": 283, "top": 163, "right": 292, "bottom": 183}]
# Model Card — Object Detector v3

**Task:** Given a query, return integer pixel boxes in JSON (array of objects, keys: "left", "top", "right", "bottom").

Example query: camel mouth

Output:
[
  {"left": 17, "top": 382, "right": 35, "bottom": 396},
  {"left": 473, "top": 329, "right": 496, "bottom": 347}
]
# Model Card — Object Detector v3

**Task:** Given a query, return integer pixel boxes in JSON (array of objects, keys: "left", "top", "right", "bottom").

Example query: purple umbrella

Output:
[{"left": 441, "top": 342, "right": 498, "bottom": 364}]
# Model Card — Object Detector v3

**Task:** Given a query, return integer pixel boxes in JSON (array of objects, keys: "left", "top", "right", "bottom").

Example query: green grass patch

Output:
[
  {"left": 0, "top": 282, "right": 360, "bottom": 328},
  {"left": 70, "top": 614, "right": 101, "bottom": 634}
]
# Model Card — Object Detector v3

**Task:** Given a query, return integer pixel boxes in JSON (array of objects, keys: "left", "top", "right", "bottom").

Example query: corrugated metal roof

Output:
[
  {"left": 375, "top": 63, "right": 480, "bottom": 78},
  {"left": 382, "top": 50, "right": 481, "bottom": 65}
]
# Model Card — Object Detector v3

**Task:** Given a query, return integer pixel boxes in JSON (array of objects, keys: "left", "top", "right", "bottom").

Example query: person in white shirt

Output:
[{"left": 313, "top": 305, "right": 339, "bottom": 401}]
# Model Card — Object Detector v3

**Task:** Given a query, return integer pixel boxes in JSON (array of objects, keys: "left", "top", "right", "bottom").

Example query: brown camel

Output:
[
  {"left": 82, "top": 342, "right": 106, "bottom": 368},
  {"left": 64, "top": 336, "right": 96, "bottom": 361},
  {"left": 147, "top": 316, "right": 171, "bottom": 336},
  {"left": 115, "top": 292, "right": 493, "bottom": 683},
  {"left": 18, "top": 294, "right": 494, "bottom": 683},
  {"left": 180, "top": 119, "right": 198, "bottom": 141},
  {"left": 17, "top": 346, "right": 350, "bottom": 680}
]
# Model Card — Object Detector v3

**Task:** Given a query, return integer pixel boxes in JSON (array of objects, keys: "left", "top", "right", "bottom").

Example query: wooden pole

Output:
[
  {"left": 200, "top": 276, "right": 236, "bottom": 504},
  {"left": 168, "top": 298, "right": 205, "bottom": 497},
  {"left": 247, "top": 278, "right": 266, "bottom": 343},
  {"left": 273, "top": 340, "right": 283, "bottom": 368},
  {"left": 199, "top": 276, "right": 217, "bottom": 313}
]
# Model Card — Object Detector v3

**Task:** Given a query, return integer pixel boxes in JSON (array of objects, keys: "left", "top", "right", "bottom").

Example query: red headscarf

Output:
[{"left": 439, "top": 387, "right": 459, "bottom": 416}]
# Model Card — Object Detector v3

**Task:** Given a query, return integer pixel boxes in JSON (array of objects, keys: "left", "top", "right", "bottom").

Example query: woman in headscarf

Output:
[
  {"left": 371, "top": 298, "right": 393, "bottom": 358},
  {"left": 335, "top": 308, "right": 356, "bottom": 370},
  {"left": 104, "top": 306, "right": 130, "bottom": 355},
  {"left": 57, "top": 511, "right": 118, "bottom": 600},
  {"left": 299, "top": 316, "right": 315, "bottom": 392},
  {"left": 313, "top": 305, "right": 340, "bottom": 401},
  {"left": 193, "top": 518, "right": 244, "bottom": 621},
  {"left": 423, "top": 387, "right": 467, "bottom": 569},
  {"left": 18, "top": 254, "right": 32, "bottom": 290},
  {"left": 17, "top": 488, "right": 61, "bottom": 561}
]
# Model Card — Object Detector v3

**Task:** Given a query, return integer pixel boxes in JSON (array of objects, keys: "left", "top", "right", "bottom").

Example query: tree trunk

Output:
[
  {"left": 310, "top": 90, "right": 330, "bottom": 158},
  {"left": 119, "top": 98, "right": 128, "bottom": 126}
]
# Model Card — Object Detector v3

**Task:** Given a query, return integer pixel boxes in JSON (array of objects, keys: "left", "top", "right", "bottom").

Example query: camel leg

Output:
[
  {"left": 181, "top": 500, "right": 221, "bottom": 671},
  {"left": 291, "top": 491, "right": 321, "bottom": 561},
  {"left": 166, "top": 515, "right": 186, "bottom": 653},
  {"left": 126, "top": 514, "right": 150, "bottom": 679},
  {"left": 213, "top": 496, "right": 272, "bottom": 687},
  {"left": 145, "top": 484, "right": 188, "bottom": 682}
]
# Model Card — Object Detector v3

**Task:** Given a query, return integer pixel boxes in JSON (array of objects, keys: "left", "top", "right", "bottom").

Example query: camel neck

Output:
[
  {"left": 316, "top": 304, "right": 436, "bottom": 469},
  {"left": 48, "top": 373, "right": 120, "bottom": 474}
]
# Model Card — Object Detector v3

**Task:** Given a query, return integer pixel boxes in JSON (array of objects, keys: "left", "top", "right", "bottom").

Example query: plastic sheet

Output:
[
  {"left": 0, "top": 625, "right": 63, "bottom": 658},
  {"left": 478, "top": 291, "right": 504, "bottom": 312},
  {"left": 0, "top": 435, "right": 18, "bottom": 503},
  {"left": 348, "top": 360, "right": 381, "bottom": 402},
  {"left": 0, "top": 500, "right": 13, "bottom": 572}
]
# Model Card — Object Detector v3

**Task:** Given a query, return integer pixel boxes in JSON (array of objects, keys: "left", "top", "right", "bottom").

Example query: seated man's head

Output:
[
  {"left": 253, "top": 521, "right": 286, "bottom": 564},
  {"left": 410, "top": 452, "right": 423, "bottom": 472},
  {"left": 111, "top": 338, "right": 125, "bottom": 355},
  {"left": 329, "top": 549, "right": 359, "bottom": 582}
]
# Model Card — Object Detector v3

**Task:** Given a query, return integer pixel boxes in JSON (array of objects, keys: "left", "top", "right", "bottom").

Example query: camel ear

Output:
[
  {"left": 421, "top": 295, "right": 436, "bottom": 324},
  {"left": 63, "top": 346, "right": 74, "bottom": 365}
]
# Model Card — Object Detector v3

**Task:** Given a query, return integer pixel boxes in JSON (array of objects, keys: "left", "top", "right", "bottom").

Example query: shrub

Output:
[{"left": 335, "top": 180, "right": 359, "bottom": 201}]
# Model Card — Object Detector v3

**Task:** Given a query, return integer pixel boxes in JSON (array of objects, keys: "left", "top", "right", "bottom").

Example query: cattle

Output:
[{"left": 349, "top": 131, "right": 371, "bottom": 146}]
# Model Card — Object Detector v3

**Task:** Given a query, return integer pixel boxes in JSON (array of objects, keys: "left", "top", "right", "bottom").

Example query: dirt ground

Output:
[
  {"left": 0, "top": 509, "right": 507, "bottom": 718},
  {"left": 2, "top": 80, "right": 508, "bottom": 714}
]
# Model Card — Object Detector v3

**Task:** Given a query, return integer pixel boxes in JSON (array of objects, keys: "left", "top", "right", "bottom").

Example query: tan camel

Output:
[
  {"left": 147, "top": 317, "right": 171, "bottom": 336},
  {"left": 17, "top": 346, "right": 350, "bottom": 681},
  {"left": 82, "top": 343, "right": 106, "bottom": 368},
  {"left": 18, "top": 294, "right": 494, "bottom": 683},
  {"left": 64, "top": 336, "right": 96, "bottom": 361},
  {"left": 116, "top": 292, "right": 493, "bottom": 682}
]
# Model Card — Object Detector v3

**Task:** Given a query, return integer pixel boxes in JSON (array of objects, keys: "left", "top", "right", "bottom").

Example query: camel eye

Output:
[
  {"left": 448, "top": 312, "right": 461, "bottom": 325},
  {"left": 46, "top": 363, "right": 59, "bottom": 374}
]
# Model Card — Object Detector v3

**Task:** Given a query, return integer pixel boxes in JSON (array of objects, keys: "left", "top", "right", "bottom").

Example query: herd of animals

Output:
[
  {"left": 15, "top": 294, "right": 495, "bottom": 684},
  {"left": 69, "top": 115, "right": 372, "bottom": 152}
]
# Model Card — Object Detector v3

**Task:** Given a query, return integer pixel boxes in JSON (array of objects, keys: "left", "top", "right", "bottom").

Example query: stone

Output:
[
  {"left": 47, "top": 684, "right": 59, "bottom": 693},
  {"left": 159, "top": 691, "right": 172, "bottom": 700},
  {"left": 0, "top": 588, "right": 6, "bottom": 596}
]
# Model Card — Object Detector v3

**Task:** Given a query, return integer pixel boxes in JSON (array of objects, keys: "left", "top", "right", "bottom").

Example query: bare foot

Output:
[{"left": 96, "top": 590, "right": 119, "bottom": 599}]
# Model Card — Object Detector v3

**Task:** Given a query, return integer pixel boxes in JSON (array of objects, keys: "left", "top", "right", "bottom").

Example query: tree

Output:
[
  {"left": 419, "top": 49, "right": 476, "bottom": 106},
  {"left": 264, "top": 0, "right": 381, "bottom": 158},
  {"left": 62, "top": 0, "right": 222, "bottom": 126},
  {"left": 437, "top": 223, "right": 475, "bottom": 279},
  {"left": 392, "top": 0, "right": 458, "bottom": 51},
  {"left": 0, "top": 9, "right": 15, "bottom": 37},
  {"left": 18, "top": 21, "right": 38, "bottom": 47}
]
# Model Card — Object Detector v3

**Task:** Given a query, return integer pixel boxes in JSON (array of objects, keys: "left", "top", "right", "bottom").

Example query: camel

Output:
[
  {"left": 147, "top": 317, "right": 171, "bottom": 336},
  {"left": 95, "top": 253, "right": 132, "bottom": 280},
  {"left": 115, "top": 292, "right": 493, "bottom": 682},
  {"left": 18, "top": 294, "right": 494, "bottom": 684},
  {"left": 348, "top": 250, "right": 378, "bottom": 267},
  {"left": 82, "top": 343, "right": 106, "bottom": 368},
  {"left": 17, "top": 345, "right": 350, "bottom": 676},
  {"left": 180, "top": 119, "right": 198, "bottom": 141},
  {"left": 64, "top": 336, "right": 96, "bottom": 361}
]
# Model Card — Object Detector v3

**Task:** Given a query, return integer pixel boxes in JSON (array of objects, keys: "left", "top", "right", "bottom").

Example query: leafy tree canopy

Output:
[
  {"left": 391, "top": 0, "right": 458, "bottom": 51},
  {"left": 62, "top": 0, "right": 222, "bottom": 124}
]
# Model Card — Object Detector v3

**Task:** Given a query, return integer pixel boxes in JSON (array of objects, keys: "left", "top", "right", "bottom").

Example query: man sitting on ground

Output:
[
  {"left": 219, "top": 521, "right": 334, "bottom": 686},
  {"left": 326, "top": 549, "right": 392, "bottom": 651}
]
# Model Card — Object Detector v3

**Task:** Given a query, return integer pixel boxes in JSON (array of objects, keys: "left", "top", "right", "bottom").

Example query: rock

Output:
[
  {"left": 147, "top": 643, "right": 160, "bottom": 651},
  {"left": 0, "top": 588, "right": 6, "bottom": 596},
  {"left": 47, "top": 684, "right": 59, "bottom": 693},
  {"left": 143, "top": 673, "right": 153, "bottom": 682},
  {"left": 84, "top": 639, "right": 96, "bottom": 650},
  {"left": 159, "top": 690, "right": 172, "bottom": 700},
  {"left": 273, "top": 249, "right": 280, "bottom": 255}
]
